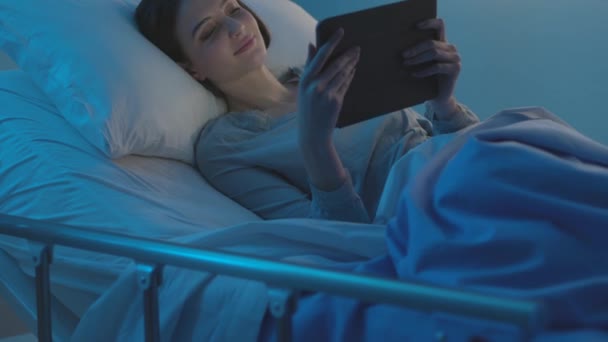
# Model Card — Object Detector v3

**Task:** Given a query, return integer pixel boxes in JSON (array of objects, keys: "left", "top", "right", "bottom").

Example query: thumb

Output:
[{"left": 306, "top": 43, "right": 317, "bottom": 64}]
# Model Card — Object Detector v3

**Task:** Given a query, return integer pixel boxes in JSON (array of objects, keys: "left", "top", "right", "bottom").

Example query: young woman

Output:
[
  {"left": 135, "top": 0, "right": 608, "bottom": 340},
  {"left": 135, "top": 0, "right": 479, "bottom": 224}
]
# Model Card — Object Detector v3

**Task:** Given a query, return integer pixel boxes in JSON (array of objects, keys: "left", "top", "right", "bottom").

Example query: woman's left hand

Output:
[{"left": 402, "top": 18, "right": 461, "bottom": 113}]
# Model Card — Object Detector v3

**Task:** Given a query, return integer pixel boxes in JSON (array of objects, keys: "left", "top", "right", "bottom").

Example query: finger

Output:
[
  {"left": 325, "top": 59, "right": 356, "bottom": 94},
  {"left": 307, "top": 44, "right": 311, "bottom": 63},
  {"left": 403, "top": 48, "right": 460, "bottom": 66},
  {"left": 416, "top": 17, "right": 446, "bottom": 41},
  {"left": 401, "top": 40, "right": 457, "bottom": 58},
  {"left": 305, "top": 28, "right": 344, "bottom": 81},
  {"left": 412, "top": 62, "right": 461, "bottom": 78},
  {"left": 318, "top": 47, "right": 360, "bottom": 89},
  {"left": 402, "top": 40, "right": 437, "bottom": 58},
  {"left": 336, "top": 66, "right": 357, "bottom": 97},
  {"left": 306, "top": 43, "right": 317, "bottom": 65}
]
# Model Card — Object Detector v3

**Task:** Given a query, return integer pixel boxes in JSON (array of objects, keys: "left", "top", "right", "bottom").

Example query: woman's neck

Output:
[{"left": 222, "top": 66, "right": 297, "bottom": 114}]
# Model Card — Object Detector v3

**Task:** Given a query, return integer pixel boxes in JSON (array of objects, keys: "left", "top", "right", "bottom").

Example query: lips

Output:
[{"left": 234, "top": 35, "right": 254, "bottom": 55}]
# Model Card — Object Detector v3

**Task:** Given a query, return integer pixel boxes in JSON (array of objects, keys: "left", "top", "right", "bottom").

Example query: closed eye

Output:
[{"left": 201, "top": 7, "right": 242, "bottom": 41}]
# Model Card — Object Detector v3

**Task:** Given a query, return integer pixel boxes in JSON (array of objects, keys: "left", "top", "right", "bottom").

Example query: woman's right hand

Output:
[{"left": 297, "top": 28, "right": 360, "bottom": 148}]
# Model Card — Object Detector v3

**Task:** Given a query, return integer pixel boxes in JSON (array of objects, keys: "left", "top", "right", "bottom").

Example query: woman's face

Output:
[{"left": 175, "top": 0, "right": 266, "bottom": 84}]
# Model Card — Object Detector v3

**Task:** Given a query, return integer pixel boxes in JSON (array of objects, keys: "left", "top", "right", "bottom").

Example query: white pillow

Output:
[{"left": 0, "top": 0, "right": 316, "bottom": 164}]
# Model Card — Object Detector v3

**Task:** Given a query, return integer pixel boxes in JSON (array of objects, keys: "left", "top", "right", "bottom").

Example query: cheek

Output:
[
  {"left": 239, "top": 10, "right": 260, "bottom": 33},
  {"left": 201, "top": 46, "right": 223, "bottom": 63},
  {"left": 197, "top": 48, "right": 223, "bottom": 72},
  {"left": 192, "top": 43, "right": 236, "bottom": 79},
  {"left": 244, "top": 12, "right": 258, "bottom": 26}
]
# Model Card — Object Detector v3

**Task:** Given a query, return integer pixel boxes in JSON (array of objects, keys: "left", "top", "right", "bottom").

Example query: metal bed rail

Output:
[{"left": 0, "top": 214, "right": 545, "bottom": 342}]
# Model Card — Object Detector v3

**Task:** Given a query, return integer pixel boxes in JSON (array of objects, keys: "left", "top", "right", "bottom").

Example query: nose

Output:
[{"left": 224, "top": 17, "right": 245, "bottom": 38}]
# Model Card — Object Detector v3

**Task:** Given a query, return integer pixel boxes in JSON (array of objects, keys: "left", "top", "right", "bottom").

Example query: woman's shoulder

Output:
[
  {"left": 197, "top": 109, "right": 274, "bottom": 153},
  {"left": 197, "top": 66, "right": 304, "bottom": 149},
  {"left": 195, "top": 111, "right": 254, "bottom": 168}
]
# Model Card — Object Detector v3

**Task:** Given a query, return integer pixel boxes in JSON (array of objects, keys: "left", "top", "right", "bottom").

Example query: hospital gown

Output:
[{"left": 196, "top": 66, "right": 480, "bottom": 223}]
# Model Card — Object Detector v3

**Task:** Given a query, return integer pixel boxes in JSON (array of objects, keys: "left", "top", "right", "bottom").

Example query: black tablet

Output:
[{"left": 316, "top": 0, "right": 439, "bottom": 128}]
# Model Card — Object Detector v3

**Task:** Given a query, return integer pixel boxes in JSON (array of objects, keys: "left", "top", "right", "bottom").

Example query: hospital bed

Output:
[
  {"left": 3, "top": 66, "right": 607, "bottom": 342},
  {"left": 1, "top": 0, "right": 607, "bottom": 341},
  {"left": 0, "top": 66, "right": 546, "bottom": 341}
]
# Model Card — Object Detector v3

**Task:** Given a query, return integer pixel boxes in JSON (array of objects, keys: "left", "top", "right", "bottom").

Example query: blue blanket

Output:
[{"left": 274, "top": 107, "right": 608, "bottom": 341}]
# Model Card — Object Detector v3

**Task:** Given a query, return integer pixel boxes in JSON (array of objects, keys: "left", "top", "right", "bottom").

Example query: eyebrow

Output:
[{"left": 191, "top": 0, "right": 230, "bottom": 39}]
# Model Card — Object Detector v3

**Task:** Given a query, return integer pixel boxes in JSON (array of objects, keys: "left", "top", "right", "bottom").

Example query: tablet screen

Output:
[{"left": 316, "top": 0, "right": 439, "bottom": 127}]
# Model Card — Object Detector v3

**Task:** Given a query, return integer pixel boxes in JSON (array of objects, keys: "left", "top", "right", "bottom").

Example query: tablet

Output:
[{"left": 316, "top": 0, "right": 439, "bottom": 128}]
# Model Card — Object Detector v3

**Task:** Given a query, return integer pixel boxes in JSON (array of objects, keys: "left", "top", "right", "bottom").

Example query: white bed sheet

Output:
[
  {"left": 0, "top": 68, "right": 256, "bottom": 334},
  {"left": 0, "top": 67, "right": 258, "bottom": 312},
  {"left": 0, "top": 70, "right": 388, "bottom": 340}
]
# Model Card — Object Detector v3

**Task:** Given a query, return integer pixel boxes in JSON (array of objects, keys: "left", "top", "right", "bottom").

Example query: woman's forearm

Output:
[{"left": 300, "top": 140, "right": 347, "bottom": 192}]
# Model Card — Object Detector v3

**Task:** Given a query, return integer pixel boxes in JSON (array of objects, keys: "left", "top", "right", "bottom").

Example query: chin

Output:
[{"left": 247, "top": 45, "right": 267, "bottom": 67}]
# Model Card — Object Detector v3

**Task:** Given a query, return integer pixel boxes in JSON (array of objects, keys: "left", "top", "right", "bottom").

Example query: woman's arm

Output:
[
  {"left": 402, "top": 18, "right": 480, "bottom": 134},
  {"left": 199, "top": 158, "right": 370, "bottom": 223},
  {"left": 427, "top": 96, "right": 460, "bottom": 121},
  {"left": 299, "top": 136, "right": 372, "bottom": 222},
  {"left": 424, "top": 97, "right": 480, "bottom": 135},
  {"left": 196, "top": 114, "right": 369, "bottom": 222},
  {"left": 299, "top": 138, "right": 346, "bottom": 192}
]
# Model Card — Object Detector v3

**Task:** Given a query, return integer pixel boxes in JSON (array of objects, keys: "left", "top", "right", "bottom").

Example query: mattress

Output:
[{"left": 0, "top": 69, "right": 388, "bottom": 340}]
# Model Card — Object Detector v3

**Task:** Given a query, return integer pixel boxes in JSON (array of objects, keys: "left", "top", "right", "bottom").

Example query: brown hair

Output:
[{"left": 135, "top": 0, "right": 272, "bottom": 101}]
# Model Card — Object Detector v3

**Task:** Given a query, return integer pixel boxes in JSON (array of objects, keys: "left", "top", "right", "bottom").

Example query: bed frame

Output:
[{"left": 0, "top": 213, "right": 546, "bottom": 342}]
